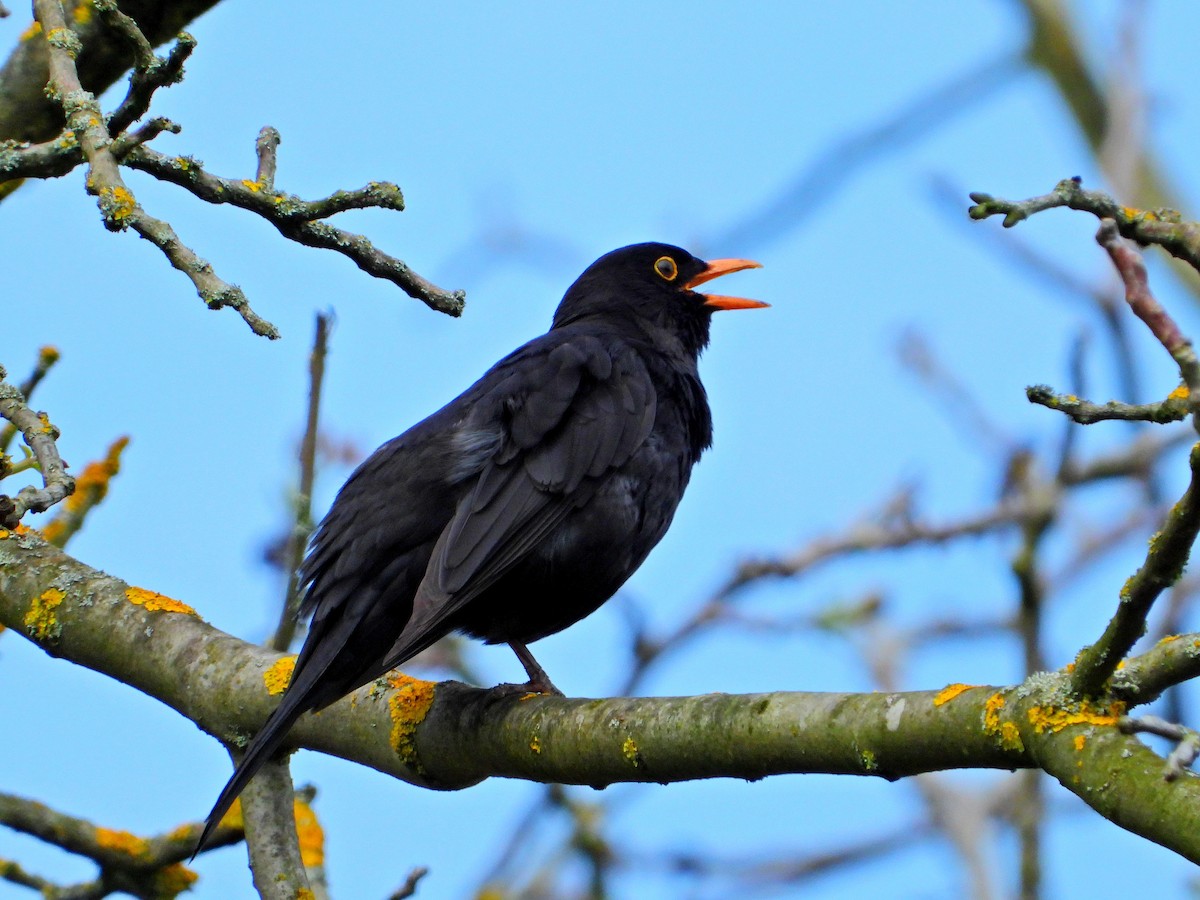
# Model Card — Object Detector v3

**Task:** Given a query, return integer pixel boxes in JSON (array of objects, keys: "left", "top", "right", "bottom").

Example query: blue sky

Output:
[{"left": 4, "top": 2, "right": 1200, "bottom": 897}]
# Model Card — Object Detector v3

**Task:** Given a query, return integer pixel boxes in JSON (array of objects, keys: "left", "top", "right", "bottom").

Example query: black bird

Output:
[{"left": 197, "top": 242, "right": 765, "bottom": 849}]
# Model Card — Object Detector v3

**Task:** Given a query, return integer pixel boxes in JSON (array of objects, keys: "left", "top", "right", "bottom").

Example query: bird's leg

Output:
[{"left": 493, "top": 641, "right": 564, "bottom": 696}]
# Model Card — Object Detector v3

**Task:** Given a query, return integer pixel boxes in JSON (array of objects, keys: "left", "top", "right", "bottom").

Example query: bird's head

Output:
[{"left": 552, "top": 243, "right": 766, "bottom": 353}]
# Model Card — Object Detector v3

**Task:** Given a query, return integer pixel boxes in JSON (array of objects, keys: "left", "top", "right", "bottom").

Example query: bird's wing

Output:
[{"left": 378, "top": 332, "right": 658, "bottom": 666}]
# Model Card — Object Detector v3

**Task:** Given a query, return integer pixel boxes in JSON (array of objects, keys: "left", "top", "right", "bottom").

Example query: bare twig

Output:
[
  {"left": 969, "top": 178, "right": 1200, "bottom": 274},
  {"left": 0, "top": 790, "right": 199, "bottom": 898},
  {"left": 1118, "top": 715, "right": 1200, "bottom": 781},
  {"left": 38, "top": 436, "right": 129, "bottom": 548},
  {"left": 1026, "top": 385, "right": 1187, "bottom": 425},
  {"left": 96, "top": 2, "right": 193, "bottom": 137},
  {"left": 0, "top": 364, "right": 75, "bottom": 528},
  {"left": 0, "top": 345, "right": 59, "bottom": 455},
  {"left": 271, "top": 313, "right": 331, "bottom": 651},
  {"left": 255, "top": 125, "right": 281, "bottom": 190},
  {"left": 388, "top": 867, "right": 430, "bottom": 900},
  {"left": 123, "top": 142, "right": 465, "bottom": 315},
  {"left": 1095, "top": 219, "right": 1200, "bottom": 412},
  {"left": 1071, "top": 442, "right": 1200, "bottom": 696},
  {"left": 33, "top": 0, "right": 280, "bottom": 339},
  {"left": 109, "top": 116, "right": 182, "bottom": 156}
]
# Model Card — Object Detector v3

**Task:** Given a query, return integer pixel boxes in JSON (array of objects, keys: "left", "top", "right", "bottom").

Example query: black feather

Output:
[{"left": 195, "top": 242, "right": 760, "bottom": 853}]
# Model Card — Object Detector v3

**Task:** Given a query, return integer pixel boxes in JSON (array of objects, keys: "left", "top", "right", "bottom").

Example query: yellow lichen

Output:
[
  {"left": 933, "top": 683, "right": 973, "bottom": 706},
  {"left": 1158, "top": 634, "right": 1181, "bottom": 645},
  {"left": 45, "top": 27, "right": 70, "bottom": 46},
  {"left": 38, "top": 345, "right": 60, "bottom": 365},
  {"left": 25, "top": 588, "right": 65, "bottom": 641},
  {"left": 529, "top": 734, "right": 542, "bottom": 754},
  {"left": 1169, "top": 385, "right": 1190, "bottom": 401},
  {"left": 292, "top": 797, "right": 325, "bottom": 868},
  {"left": 21, "top": 21, "right": 42, "bottom": 41},
  {"left": 72, "top": 1, "right": 93, "bottom": 25},
  {"left": 983, "top": 692, "right": 1025, "bottom": 752},
  {"left": 1073, "top": 734, "right": 1086, "bottom": 751},
  {"left": 42, "top": 436, "right": 130, "bottom": 545},
  {"left": 100, "top": 185, "right": 137, "bottom": 223},
  {"left": 387, "top": 673, "right": 436, "bottom": 768},
  {"left": 1026, "top": 700, "right": 1125, "bottom": 734},
  {"left": 263, "top": 656, "right": 296, "bottom": 695},
  {"left": 241, "top": 179, "right": 262, "bottom": 192},
  {"left": 151, "top": 862, "right": 197, "bottom": 898},
  {"left": 219, "top": 798, "right": 243, "bottom": 831},
  {"left": 37, "top": 412, "right": 53, "bottom": 435},
  {"left": 125, "top": 586, "right": 197, "bottom": 616},
  {"left": 167, "top": 823, "right": 194, "bottom": 843},
  {"left": 622, "top": 736, "right": 640, "bottom": 766},
  {"left": 296, "top": 891, "right": 316, "bottom": 900},
  {"left": 95, "top": 827, "right": 150, "bottom": 858}
]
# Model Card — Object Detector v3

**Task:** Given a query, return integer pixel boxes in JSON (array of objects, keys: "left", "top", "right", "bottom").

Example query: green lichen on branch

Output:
[
  {"left": 969, "top": 177, "right": 1200, "bottom": 273},
  {"left": 1027, "top": 384, "right": 1190, "bottom": 425}
]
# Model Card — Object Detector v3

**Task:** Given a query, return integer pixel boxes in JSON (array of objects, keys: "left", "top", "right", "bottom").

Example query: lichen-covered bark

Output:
[{"left": 3, "top": 530, "right": 1200, "bottom": 864}]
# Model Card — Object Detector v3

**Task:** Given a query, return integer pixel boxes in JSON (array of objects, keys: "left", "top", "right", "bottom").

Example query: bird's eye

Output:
[{"left": 654, "top": 256, "right": 678, "bottom": 281}]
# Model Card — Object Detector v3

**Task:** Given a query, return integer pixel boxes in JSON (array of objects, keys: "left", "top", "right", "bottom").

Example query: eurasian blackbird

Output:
[{"left": 197, "top": 242, "right": 764, "bottom": 850}]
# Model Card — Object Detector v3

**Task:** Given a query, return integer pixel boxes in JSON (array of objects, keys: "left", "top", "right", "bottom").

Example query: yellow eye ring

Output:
[{"left": 654, "top": 256, "right": 678, "bottom": 281}]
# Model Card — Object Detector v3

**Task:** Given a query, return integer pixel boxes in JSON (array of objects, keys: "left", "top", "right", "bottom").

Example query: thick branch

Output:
[
  {"left": 0, "top": 532, "right": 1015, "bottom": 786},
  {"left": 238, "top": 757, "right": 312, "bottom": 900},
  {"left": 4, "top": 533, "right": 1200, "bottom": 865}
]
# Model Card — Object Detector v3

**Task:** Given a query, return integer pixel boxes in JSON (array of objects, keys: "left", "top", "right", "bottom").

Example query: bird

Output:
[{"left": 196, "top": 242, "right": 765, "bottom": 851}]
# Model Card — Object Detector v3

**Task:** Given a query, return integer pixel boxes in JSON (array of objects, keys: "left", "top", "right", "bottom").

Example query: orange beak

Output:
[{"left": 685, "top": 258, "right": 768, "bottom": 311}]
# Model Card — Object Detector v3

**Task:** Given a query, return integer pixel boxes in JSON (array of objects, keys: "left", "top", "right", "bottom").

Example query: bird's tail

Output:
[{"left": 192, "top": 678, "right": 315, "bottom": 856}]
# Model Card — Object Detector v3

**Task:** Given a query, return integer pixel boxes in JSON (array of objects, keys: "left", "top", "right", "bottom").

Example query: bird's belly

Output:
[{"left": 458, "top": 469, "right": 685, "bottom": 645}]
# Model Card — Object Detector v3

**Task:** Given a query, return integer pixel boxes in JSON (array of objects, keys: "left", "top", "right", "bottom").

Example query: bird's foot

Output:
[
  {"left": 501, "top": 640, "right": 565, "bottom": 696},
  {"left": 489, "top": 677, "right": 564, "bottom": 699}
]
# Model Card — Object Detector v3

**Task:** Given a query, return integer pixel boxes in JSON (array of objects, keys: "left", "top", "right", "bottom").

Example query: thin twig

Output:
[
  {"left": 1118, "top": 715, "right": 1200, "bottom": 781},
  {"left": 1071, "top": 442, "right": 1200, "bottom": 696},
  {"left": 1026, "top": 385, "right": 1187, "bottom": 425},
  {"left": 272, "top": 313, "right": 331, "bottom": 651},
  {"left": 255, "top": 126, "right": 281, "bottom": 190},
  {"left": 0, "top": 365, "right": 75, "bottom": 528},
  {"left": 0, "top": 346, "right": 59, "bottom": 455},
  {"left": 123, "top": 143, "right": 465, "bottom": 315},
  {"left": 33, "top": 0, "right": 279, "bottom": 339},
  {"left": 1095, "top": 219, "right": 1200, "bottom": 419},
  {"left": 388, "top": 867, "right": 430, "bottom": 900},
  {"left": 970, "top": 178, "right": 1200, "bottom": 274}
]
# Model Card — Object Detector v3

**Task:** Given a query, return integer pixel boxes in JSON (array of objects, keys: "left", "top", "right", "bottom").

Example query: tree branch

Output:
[
  {"left": 122, "top": 143, "right": 466, "bottom": 316},
  {"left": 969, "top": 178, "right": 1200, "bottom": 274},
  {"left": 0, "top": 364, "right": 75, "bottom": 528},
  {"left": 4, "top": 532, "right": 1200, "bottom": 865},
  {"left": 33, "top": 0, "right": 280, "bottom": 339},
  {"left": 1071, "top": 442, "right": 1200, "bottom": 696}
]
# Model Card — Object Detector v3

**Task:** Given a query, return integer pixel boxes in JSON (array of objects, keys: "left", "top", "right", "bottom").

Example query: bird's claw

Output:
[{"left": 489, "top": 678, "right": 565, "bottom": 699}]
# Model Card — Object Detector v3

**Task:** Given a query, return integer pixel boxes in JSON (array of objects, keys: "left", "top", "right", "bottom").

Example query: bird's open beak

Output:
[{"left": 686, "top": 258, "right": 769, "bottom": 310}]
